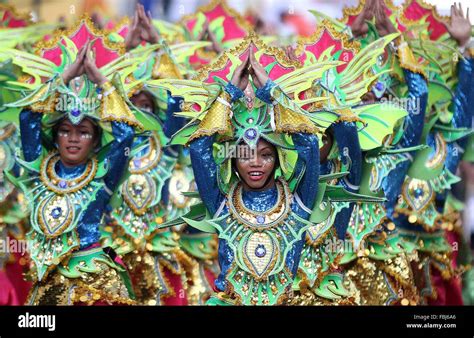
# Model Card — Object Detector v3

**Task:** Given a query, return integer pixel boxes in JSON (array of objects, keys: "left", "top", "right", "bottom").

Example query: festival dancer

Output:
[
  {"left": 2, "top": 26, "right": 144, "bottom": 304},
  {"left": 391, "top": 2, "right": 474, "bottom": 305},
  {"left": 188, "top": 47, "right": 320, "bottom": 305},
  {"left": 104, "top": 3, "right": 219, "bottom": 305},
  {"left": 281, "top": 12, "right": 414, "bottom": 304},
  {"left": 150, "top": 32, "right": 375, "bottom": 304},
  {"left": 317, "top": 0, "right": 430, "bottom": 305}
]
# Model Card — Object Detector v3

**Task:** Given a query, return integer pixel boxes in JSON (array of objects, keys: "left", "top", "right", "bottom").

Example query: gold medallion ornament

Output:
[
  {"left": 122, "top": 173, "right": 157, "bottom": 216},
  {"left": 129, "top": 133, "right": 163, "bottom": 174},
  {"left": 242, "top": 232, "right": 279, "bottom": 279},
  {"left": 39, "top": 152, "right": 98, "bottom": 194},
  {"left": 168, "top": 167, "right": 195, "bottom": 209},
  {"left": 122, "top": 133, "right": 162, "bottom": 215},
  {"left": 228, "top": 178, "right": 291, "bottom": 230},
  {"left": 402, "top": 178, "right": 434, "bottom": 212},
  {"left": 36, "top": 194, "right": 74, "bottom": 238}
]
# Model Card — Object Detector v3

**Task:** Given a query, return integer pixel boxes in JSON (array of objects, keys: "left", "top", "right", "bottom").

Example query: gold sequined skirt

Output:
[
  {"left": 346, "top": 255, "right": 419, "bottom": 305},
  {"left": 26, "top": 247, "right": 134, "bottom": 306}
]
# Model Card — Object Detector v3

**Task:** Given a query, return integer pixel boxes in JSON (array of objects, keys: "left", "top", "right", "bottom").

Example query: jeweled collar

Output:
[
  {"left": 39, "top": 152, "right": 98, "bottom": 194},
  {"left": 227, "top": 178, "right": 292, "bottom": 230}
]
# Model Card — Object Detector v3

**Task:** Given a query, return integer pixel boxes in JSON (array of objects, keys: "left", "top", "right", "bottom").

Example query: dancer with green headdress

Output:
[
  {"left": 100, "top": 3, "right": 220, "bottom": 305},
  {"left": 280, "top": 14, "right": 413, "bottom": 304},
  {"left": 0, "top": 17, "right": 147, "bottom": 305},
  {"left": 388, "top": 1, "right": 474, "bottom": 305},
  {"left": 151, "top": 30, "right": 397, "bottom": 305}
]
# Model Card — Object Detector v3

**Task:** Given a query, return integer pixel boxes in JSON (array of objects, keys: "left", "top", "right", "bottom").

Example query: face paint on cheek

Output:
[
  {"left": 262, "top": 155, "right": 275, "bottom": 165},
  {"left": 58, "top": 132, "right": 69, "bottom": 138},
  {"left": 80, "top": 133, "right": 93, "bottom": 139}
]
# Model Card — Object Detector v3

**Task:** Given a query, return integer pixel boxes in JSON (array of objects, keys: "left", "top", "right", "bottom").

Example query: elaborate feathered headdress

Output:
[
  {"left": 399, "top": 0, "right": 460, "bottom": 119},
  {"left": 336, "top": 1, "right": 434, "bottom": 96},
  {"left": 0, "top": 15, "right": 148, "bottom": 130},
  {"left": 145, "top": 32, "right": 341, "bottom": 192},
  {"left": 293, "top": 19, "right": 407, "bottom": 151}
]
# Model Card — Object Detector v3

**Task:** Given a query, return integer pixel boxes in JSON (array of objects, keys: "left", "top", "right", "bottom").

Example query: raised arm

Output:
[
  {"left": 446, "top": 55, "right": 473, "bottom": 175},
  {"left": 331, "top": 121, "right": 362, "bottom": 238},
  {"left": 19, "top": 109, "right": 43, "bottom": 162},
  {"left": 381, "top": 43, "right": 428, "bottom": 217},
  {"left": 80, "top": 43, "right": 140, "bottom": 192},
  {"left": 189, "top": 135, "right": 224, "bottom": 216},
  {"left": 373, "top": 6, "right": 429, "bottom": 149},
  {"left": 332, "top": 122, "right": 362, "bottom": 192},
  {"left": 292, "top": 133, "right": 320, "bottom": 210},
  {"left": 103, "top": 121, "right": 135, "bottom": 191},
  {"left": 163, "top": 94, "right": 185, "bottom": 139},
  {"left": 397, "top": 69, "right": 428, "bottom": 150},
  {"left": 187, "top": 84, "right": 239, "bottom": 215},
  {"left": 163, "top": 93, "right": 185, "bottom": 158}
]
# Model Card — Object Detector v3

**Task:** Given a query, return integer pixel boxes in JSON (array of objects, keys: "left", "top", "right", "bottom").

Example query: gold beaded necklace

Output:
[
  {"left": 228, "top": 178, "right": 291, "bottom": 230},
  {"left": 39, "top": 152, "right": 98, "bottom": 194}
]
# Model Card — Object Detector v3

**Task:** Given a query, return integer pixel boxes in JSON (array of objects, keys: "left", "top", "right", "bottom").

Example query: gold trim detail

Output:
[
  {"left": 34, "top": 14, "right": 125, "bottom": 57},
  {"left": 39, "top": 152, "right": 98, "bottom": 195}
]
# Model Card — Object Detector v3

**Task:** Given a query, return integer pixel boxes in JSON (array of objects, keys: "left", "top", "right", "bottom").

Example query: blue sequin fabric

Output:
[
  {"left": 19, "top": 109, "right": 134, "bottom": 249},
  {"left": 189, "top": 131, "right": 319, "bottom": 292},
  {"left": 224, "top": 82, "right": 245, "bottom": 103},
  {"left": 382, "top": 70, "right": 428, "bottom": 217}
]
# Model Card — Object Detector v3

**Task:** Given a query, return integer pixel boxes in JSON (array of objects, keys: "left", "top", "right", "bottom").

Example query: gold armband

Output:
[
  {"left": 272, "top": 86, "right": 319, "bottom": 135},
  {"left": 99, "top": 82, "right": 143, "bottom": 129},
  {"left": 395, "top": 38, "right": 427, "bottom": 79},
  {"left": 189, "top": 91, "right": 233, "bottom": 142}
]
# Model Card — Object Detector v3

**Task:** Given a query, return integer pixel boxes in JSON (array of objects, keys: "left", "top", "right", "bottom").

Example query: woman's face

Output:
[
  {"left": 131, "top": 91, "right": 155, "bottom": 114},
  {"left": 56, "top": 118, "right": 98, "bottom": 167},
  {"left": 236, "top": 138, "right": 277, "bottom": 191}
]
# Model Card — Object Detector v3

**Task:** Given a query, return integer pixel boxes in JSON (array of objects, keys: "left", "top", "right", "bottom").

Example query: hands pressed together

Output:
[
  {"left": 62, "top": 41, "right": 108, "bottom": 86},
  {"left": 352, "top": 0, "right": 471, "bottom": 48},
  {"left": 125, "top": 3, "right": 160, "bottom": 51},
  {"left": 231, "top": 44, "right": 270, "bottom": 91},
  {"left": 351, "top": 0, "right": 396, "bottom": 38},
  {"left": 197, "top": 20, "right": 224, "bottom": 54}
]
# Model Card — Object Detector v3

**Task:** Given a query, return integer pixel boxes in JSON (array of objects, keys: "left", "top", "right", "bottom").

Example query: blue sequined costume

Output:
[
  {"left": 382, "top": 70, "right": 429, "bottom": 218},
  {"left": 189, "top": 82, "right": 320, "bottom": 304},
  {"left": 20, "top": 109, "right": 134, "bottom": 250}
]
